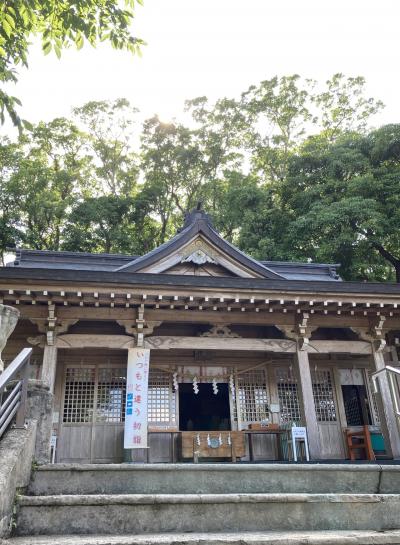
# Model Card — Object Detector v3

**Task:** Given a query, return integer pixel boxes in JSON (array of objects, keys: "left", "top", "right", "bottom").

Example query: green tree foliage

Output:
[
  {"left": 2, "top": 76, "right": 400, "bottom": 283},
  {"left": 62, "top": 195, "right": 158, "bottom": 254},
  {"left": 0, "top": 137, "right": 22, "bottom": 263},
  {"left": 286, "top": 127, "right": 400, "bottom": 281},
  {"left": 140, "top": 112, "right": 239, "bottom": 243},
  {"left": 73, "top": 99, "right": 140, "bottom": 195},
  {"left": 0, "top": 0, "right": 144, "bottom": 127}
]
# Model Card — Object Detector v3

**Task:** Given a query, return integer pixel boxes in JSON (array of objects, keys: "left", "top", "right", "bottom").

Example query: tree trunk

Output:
[{"left": 370, "top": 239, "right": 400, "bottom": 283}]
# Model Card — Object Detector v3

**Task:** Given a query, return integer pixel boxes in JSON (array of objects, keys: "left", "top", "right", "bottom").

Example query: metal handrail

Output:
[
  {"left": 0, "top": 347, "right": 32, "bottom": 439},
  {"left": 371, "top": 365, "right": 400, "bottom": 420},
  {"left": 372, "top": 365, "right": 400, "bottom": 380}
]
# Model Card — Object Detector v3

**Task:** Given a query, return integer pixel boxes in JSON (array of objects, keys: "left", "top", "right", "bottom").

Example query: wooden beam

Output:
[
  {"left": 144, "top": 336, "right": 371, "bottom": 354},
  {"left": 57, "top": 334, "right": 134, "bottom": 349}
]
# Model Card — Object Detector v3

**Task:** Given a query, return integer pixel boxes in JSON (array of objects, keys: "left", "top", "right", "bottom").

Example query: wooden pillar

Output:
[
  {"left": 41, "top": 344, "right": 58, "bottom": 392},
  {"left": 295, "top": 346, "right": 322, "bottom": 460},
  {"left": 372, "top": 346, "right": 400, "bottom": 459}
]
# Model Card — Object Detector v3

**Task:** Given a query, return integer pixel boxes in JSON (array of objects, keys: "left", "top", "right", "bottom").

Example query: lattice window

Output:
[
  {"left": 276, "top": 367, "right": 302, "bottom": 424},
  {"left": 343, "top": 392, "right": 363, "bottom": 426},
  {"left": 311, "top": 369, "right": 337, "bottom": 422},
  {"left": 63, "top": 367, "right": 95, "bottom": 423},
  {"left": 148, "top": 370, "right": 176, "bottom": 424},
  {"left": 96, "top": 368, "right": 126, "bottom": 423},
  {"left": 237, "top": 369, "right": 269, "bottom": 423}
]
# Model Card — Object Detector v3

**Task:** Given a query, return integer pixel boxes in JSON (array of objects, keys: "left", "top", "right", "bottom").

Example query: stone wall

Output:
[{"left": 0, "top": 421, "right": 37, "bottom": 538}]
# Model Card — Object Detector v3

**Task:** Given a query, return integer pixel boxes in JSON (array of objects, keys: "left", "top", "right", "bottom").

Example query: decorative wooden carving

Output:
[
  {"left": 182, "top": 249, "right": 216, "bottom": 265},
  {"left": 200, "top": 324, "right": 240, "bottom": 338},
  {"left": 145, "top": 336, "right": 296, "bottom": 352},
  {"left": 180, "top": 240, "right": 217, "bottom": 264},
  {"left": 145, "top": 335, "right": 372, "bottom": 354},
  {"left": 27, "top": 335, "right": 45, "bottom": 348},
  {"left": 117, "top": 304, "right": 161, "bottom": 347},
  {"left": 277, "top": 312, "right": 317, "bottom": 351},
  {"left": 351, "top": 316, "right": 388, "bottom": 352},
  {"left": 29, "top": 307, "right": 78, "bottom": 346}
]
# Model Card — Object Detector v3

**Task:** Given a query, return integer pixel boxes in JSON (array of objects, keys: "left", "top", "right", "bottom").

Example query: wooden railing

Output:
[
  {"left": 371, "top": 365, "right": 400, "bottom": 429},
  {"left": 0, "top": 348, "right": 32, "bottom": 439}
]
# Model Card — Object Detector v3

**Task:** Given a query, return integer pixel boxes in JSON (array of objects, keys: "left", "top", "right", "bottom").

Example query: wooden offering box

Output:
[{"left": 180, "top": 431, "right": 245, "bottom": 461}]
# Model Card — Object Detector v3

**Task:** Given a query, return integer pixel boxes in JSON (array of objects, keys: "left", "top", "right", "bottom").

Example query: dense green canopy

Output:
[{"left": 1, "top": 75, "right": 399, "bottom": 283}]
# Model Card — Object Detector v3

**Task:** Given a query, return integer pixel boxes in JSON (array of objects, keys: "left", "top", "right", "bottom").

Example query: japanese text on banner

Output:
[{"left": 124, "top": 348, "right": 150, "bottom": 449}]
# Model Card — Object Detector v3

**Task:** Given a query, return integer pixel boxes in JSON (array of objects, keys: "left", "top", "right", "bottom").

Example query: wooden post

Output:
[
  {"left": 372, "top": 346, "right": 400, "bottom": 459},
  {"left": 41, "top": 344, "right": 58, "bottom": 392},
  {"left": 295, "top": 346, "right": 322, "bottom": 460}
]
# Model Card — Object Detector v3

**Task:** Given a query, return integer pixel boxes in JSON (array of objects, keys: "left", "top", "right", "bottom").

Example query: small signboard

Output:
[
  {"left": 124, "top": 348, "right": 150, "bottom": 449},
  {"left": 290, "top": 426, "right": 310, "bottom": 461},
  {"left": 291, "top": 426, "right": 307, "bottom": 439}
]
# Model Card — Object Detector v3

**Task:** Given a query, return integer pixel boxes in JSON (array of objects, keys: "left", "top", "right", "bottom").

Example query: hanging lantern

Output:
[{"left": 212, "top": 378, "right": 218, "bottom": 395}]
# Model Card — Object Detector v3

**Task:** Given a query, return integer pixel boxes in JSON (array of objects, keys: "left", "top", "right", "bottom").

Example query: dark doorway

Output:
[
  {"left": 342, "top": 385, "right": 372, "bottom": 426},
  {"left": 179, "top": 383, "right": 231, "bottom": 431}
]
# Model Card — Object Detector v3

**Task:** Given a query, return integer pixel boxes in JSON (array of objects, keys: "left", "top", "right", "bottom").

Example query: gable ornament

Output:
[{"left": 182, "top": 249, "right": 216, "bottom": 265}]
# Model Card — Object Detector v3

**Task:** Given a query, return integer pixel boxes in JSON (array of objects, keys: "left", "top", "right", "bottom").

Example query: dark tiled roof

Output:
[
  {"left": 8, "top": 208, "right": 341, "bottom": 282},
  {"left": 8, "top": 249, "right": 341, "bottom": 282},
  {"left": 115, "top": 209, "right": 283, "bottom": 279},
  {"left": 261, "top": 261, "right": 340, "bottom": 281},
  {"left": 10, "top": 249, "right": 138, "bottom": 271},
  {"left": 1, "top": 267, "right": 399, "bottom": 295}
]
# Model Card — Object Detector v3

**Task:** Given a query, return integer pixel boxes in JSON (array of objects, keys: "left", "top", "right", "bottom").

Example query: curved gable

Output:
[{"left": 116, "top": 208, "right": 283, "bottom": 280}]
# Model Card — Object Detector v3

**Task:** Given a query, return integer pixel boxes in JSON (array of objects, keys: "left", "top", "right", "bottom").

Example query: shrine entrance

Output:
[{"left": 179, "top": 383, "right": 231, "bottom": 431}]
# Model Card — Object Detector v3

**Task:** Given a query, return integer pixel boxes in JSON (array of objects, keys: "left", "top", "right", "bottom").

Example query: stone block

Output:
[{"left": 0, "top": 421, "right": 37, "bottom": 538}]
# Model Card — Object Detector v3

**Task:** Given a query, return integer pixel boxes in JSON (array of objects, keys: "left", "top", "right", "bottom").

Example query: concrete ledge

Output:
[
  {"left": 35, "top": 463, "right": 386, "bottom": 472},
  {"left": 0, "top": 421, "right": 37, "bottom": 538},
  {"left": 5, "top": 531, "right": 400, "bottom": 545},
  {"left": 15, "top": 493, "right": 400, "bottom": 535},
  {"left": 18, "top": 493, "right": 400, "bottom": 506},
  {"left": 29, "top": 463, "right": 400, "bottom": 495}
]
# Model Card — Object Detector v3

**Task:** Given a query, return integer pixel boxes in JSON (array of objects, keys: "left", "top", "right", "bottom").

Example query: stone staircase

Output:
[{"left": 6, "top": 463, "right": 400, "bottom": 544}]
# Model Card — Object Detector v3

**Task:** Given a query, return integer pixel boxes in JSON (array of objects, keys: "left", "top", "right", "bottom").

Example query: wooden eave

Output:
[{"left": 1, "top": 270, "right": 400, "bottom": 327}]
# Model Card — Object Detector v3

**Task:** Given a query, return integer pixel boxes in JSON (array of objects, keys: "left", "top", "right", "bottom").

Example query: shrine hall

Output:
[{"left": 1, "top": 207, "right": 400, "bottom": 463}]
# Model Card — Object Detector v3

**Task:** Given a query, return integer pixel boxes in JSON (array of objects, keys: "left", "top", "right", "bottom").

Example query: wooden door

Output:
[
  {"left": 311, "top": 368, "right": 345, "bottom": 459},
  {"left": 58, "top": 364, "right": 126, "bottom": 463},
  {"left": 236, "top": 368, "right": 277, "bottom": 460}
]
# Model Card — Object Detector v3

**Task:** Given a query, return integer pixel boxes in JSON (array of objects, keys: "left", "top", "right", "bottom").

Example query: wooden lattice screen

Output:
[{"left": 275, "top": 367, "right": 302, "bottom": 424}]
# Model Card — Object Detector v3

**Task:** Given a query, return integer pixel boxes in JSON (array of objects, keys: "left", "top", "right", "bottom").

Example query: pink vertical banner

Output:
[{"left": 124, "top": 347, "right": 150, "bottom": 449}]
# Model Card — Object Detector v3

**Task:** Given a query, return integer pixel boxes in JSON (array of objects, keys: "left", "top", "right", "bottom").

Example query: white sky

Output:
[{"left": 2, "top": 0, "right": 400, "bottom": 136}]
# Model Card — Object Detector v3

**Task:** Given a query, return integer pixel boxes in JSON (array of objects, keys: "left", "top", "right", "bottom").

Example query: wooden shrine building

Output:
[{"left": 1, "top": 207, "right": 400, "bottom": 463}]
